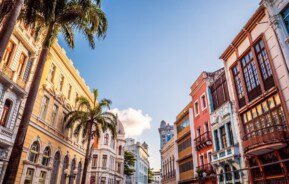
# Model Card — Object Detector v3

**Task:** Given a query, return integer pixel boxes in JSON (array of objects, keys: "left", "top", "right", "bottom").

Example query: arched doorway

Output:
[
  {"left": 60, "top": 155, "right": 69, "bottom": 184},
  {"left": 76, "top": 161, "right": 82, "bottom": 184},
  {"left": 50, "top": 151, "right": 61, "bottom": 184},
  {"left": 69, "top": 158, "right": 76, "bottom": 184}
]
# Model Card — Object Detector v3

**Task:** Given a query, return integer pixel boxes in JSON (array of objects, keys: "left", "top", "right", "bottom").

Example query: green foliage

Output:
[
  {"left": 20, "top": 0, "right": 108, "bottom": 49},
  {"left": 124, "top": 151, "right": 136, "bottom": 176},
  {"left": 148, "top": 168, "right": 154, "bottom": 183},
  {"left": 64, "top": 88, "right": 117, "bottom": 141}
]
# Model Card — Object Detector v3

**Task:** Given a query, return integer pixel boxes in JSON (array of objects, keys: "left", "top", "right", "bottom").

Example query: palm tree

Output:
[
  {"left": 3, "top": 0, "right": 107, "bottom": 183},
  {"left": 65, "top": 89, "right": 117, "bottom": 184},
  {"left": 0, "top": 0, "right": 25, "bottom": 61}
]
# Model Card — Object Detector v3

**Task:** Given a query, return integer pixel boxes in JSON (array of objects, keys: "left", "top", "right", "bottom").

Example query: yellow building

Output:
[
  {"left": 0, "top": 21, "right": 41, "bottom": 182},
  {"left": 15, "top": 41, "right": 93, "bottom": 184}
]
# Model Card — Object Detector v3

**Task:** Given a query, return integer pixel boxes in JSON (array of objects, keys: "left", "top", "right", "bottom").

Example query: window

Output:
[
  {"left": 0, "top": 99, "right": 13, "bottom": 127},
  {"left": 118, "top": 145, "right": 122, "bottom": 155},
  {"left": 2, "top": 41, "right": 15, "bottom": 65},
  {"left": 242, "top": 93, "right": 286, "bottom": 140},
  {"left": 282, "top": 6, "right": 289, "bottom": 33},
  {"left": 241, "top": 51, "right": 260, "bottom": 92},
  {"left": 104, "top": 133, "right": 109, "bottom": 145},
  {"left": 51, "top": 152, "right": 61, "bottom": 184},
  {"left": 39, "top": 96, "right": 49, "bottom": 120},
  {"left": 204, "top": 122, "right": 209, "bottom": 132},
  {"left": 51, "top": 104, "right": 59, "bottom": 126},
  {"left": 42, "top": 146, "right": 51, "bottom": 166},
  {"left": 47, "top": 63, "right": 56, "bottom": 83},
  {"left": 232, "top": 65, "right": 245, "bottom": 107},
  {"left": 210, "top": 72, "right": 229, "bottom": 110},
  {"left": 200, "top": 155, "right": 204, "bottom": 166},
  {"left": 28, "top": 141, "right": 40, "bottom": 163},
  {"left": 58, "top": 74, "right": 64, "bottom": 91},
  {"left": 24, "top": 168, "right": 35, "bottom": 184},
  {"left": 22, "top": 59, "right": 33, "bottom": 82},
  {"left": 220, "top": 126, "right": 227, "bottom": 148},
  {"left": 179, "top": 160, "right": 194, "bottom": 173},
  {"left": 68, "top": 84, "right": 72, "bottom": 99},
  {"left": 102, "top": 155, "right": 107, "bottom": 169},
  {"left": 194, "top": 101, "right": 199, "bottom": 116},
  {"left": 254, "top": 40, "right": 274, "bottom": 90},
  {"left": 110, "top": 138, "right": 115, "bottom": 149},
  {"left": 196, "top": 127, "right": 201, "bottom": 137},
  {"left": 227, "top": 122, "right": 234, "bottom": 146},
  {"left": 61, "top": 112, "right": 67, "bottom": 133},
  {"left": 92, "top": 155, "right": 98, "bottom": 168},
  {"left": 177, "top": 118, "right": 190, "bottom": 133},
  {"left": 178, "top": 138, "right": 191, "bottom": 152},
  {"left": 201, "top": 94, "right": 207, "bottom": 110},
  {"left": 17, "top": 53, "right": 27, "bottom": 78},
  {"left": 39, "top": 171, "right": 46, "bottom": 184}
]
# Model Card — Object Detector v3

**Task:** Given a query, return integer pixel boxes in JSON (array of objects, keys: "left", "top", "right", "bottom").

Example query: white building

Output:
[
  {"left": 0, "top": 22, "right": 40, "bottom": 182},
  {"left": 89, "top": 120, "right": 126, "bottom": 184},
  {"left": 152, "top": 170, "right": 161, "bottom": 184},
  {"left": 125, "top": 138, "right": 149, "bottom": 184}
]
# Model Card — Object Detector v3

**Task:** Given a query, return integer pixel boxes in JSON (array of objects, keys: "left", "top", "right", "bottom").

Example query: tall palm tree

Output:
[
  {"left": 65, "top": 89, "right": 117, "bottom": 184},
  {"left": 0, "top": 0, "right": 25, "bottom": 61},
  {"left": 3, "top": 0, "right": 107, "bottom": 183}
]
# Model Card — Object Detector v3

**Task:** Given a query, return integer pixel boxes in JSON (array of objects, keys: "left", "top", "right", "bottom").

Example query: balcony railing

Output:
[
  {"left": 196, "top": 164, "right": 214, "bottom": 174},
  {"left": 242, "top": 124, "right": 288, "bottom": 154},
  {"left": 162, "top": 170, "right": 176, "bottom": 181},
  {"left": 194, "top": 131, "right": 212, "bottom": 150}
]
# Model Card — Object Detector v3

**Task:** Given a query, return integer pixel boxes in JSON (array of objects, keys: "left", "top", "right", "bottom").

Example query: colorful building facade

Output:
[
  {"left": 208, "top": 69, "right": 246, "bottom": 184},
  {"left": 174, "top": 103, "right": 195, "bottom": 184},
  {"left": 15, "top": 41, "right": 94, "bottom": 184},
  {"left": 190, "top": 71, "right": 220, "bottom": 184},
  {"left": 0, "top": 22, "right": 41, "bottom": 182},
  {"left": 89, "top": 120, "right": 126, "bottom": 184},
  {"left": 160, "top": 136, "right": 176, "bottom": 184},
  {"left": 220, "top": 5, "right": 289, "bottom": 183}
]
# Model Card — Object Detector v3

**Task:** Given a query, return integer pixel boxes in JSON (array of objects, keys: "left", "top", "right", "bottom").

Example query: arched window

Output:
[
  {"left": 60, "top": 155, "right": 69, "bottom": 184},
  {"left": 232, "top": 165, "right": 240, "bottom": 180},
  {"left": 42, "top": 146, "right": 51, "bottom": 166},
  {"left": 28, "top": 141, "right": 40, "bottom": 163},
  {"left": 0, "top": 99, "right": 13, "bottom": 127},
  {"left": 118, "top": 145, "right": 122, "bottom": 155},
  {"left": 104, "top": 133, "right": 109, "bottom": 145},
  {"left": 50, "top": 151, "right": 61, "bottom": 184},
  {"left": 76, "top": 161, "right": 82, "bottom": 184},
  {"left": 225, "top": 164, "right": 232, "bottom": 181},
  {"left": 69, "top": 159, "right": 76, "bottom": 184},
  {"left": 219, "top": 170, "right": 224, "bottom": 182},
  {"left": 110, "top": 138, "right": 115, "bottom": 149}
]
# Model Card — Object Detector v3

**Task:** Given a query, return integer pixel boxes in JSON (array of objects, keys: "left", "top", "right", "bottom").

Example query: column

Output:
[
  {"left": 225, "top": 123, "right": 231, "bottom": 147},
  {"left": 217, "top": 129, "right": 223, "bottom": 149}
]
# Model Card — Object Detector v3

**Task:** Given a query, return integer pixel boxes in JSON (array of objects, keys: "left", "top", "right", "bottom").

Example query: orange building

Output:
[
  {"left": 174, "top": 103, "right": 196, "bottom": 184},
  {"left": 190, "top": 70, "right": 222, "bottom": 184}
]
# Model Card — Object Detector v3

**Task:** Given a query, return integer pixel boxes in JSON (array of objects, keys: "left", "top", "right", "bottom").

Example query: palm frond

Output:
[{"left": 61, "top": 24, "right": 75, "bottom": 49}]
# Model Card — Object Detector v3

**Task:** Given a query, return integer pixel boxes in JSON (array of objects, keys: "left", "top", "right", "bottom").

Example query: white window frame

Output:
[
  {"left": 194, "top": 100, "right": 199, "bottom": 117},
  {"left": 200, "top": 93, "right": 207, "bottom": 111}
]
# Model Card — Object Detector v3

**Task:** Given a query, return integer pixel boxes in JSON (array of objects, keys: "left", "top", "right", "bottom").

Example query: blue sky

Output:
[{"left": 59, "top": 0, "right": 259, "bottom": 170}]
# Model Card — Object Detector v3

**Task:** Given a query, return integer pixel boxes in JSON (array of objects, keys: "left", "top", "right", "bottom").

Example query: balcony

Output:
[
  {"left": 194, "top": 131, "right": 212, "bottom": 151},
  {"left": 243, "top": 124, "right": 289, "bottom": 155},
  {"left": 162, "top": 170, "right": 176, "bottom": 181},
  {"left": 196, "top": 164, "right": 214, "bottom": 175},
  {"left": 0, "top": 65, "right": 27, "bottom": 95},
  {"left": 211, "top": 144, "right": 239, "bottom": 164}
]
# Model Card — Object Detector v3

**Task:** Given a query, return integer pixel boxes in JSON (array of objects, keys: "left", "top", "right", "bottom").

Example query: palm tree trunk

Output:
[
  {"left": 2, "top": 24, "right": 54, "bottom": 184},
  {"left": 0, "top": 0, "right": 24, "bottom": 61},
  {"left": 81, "top": 121, "right": 93, "bottom": 184}
]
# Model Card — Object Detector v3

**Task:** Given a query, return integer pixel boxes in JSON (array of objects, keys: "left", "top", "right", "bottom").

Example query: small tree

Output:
[
  {"left": 148, "top": 168, "right": 154, "bottom": 183},
  {"left": 124, "top": 151, "right": 136, "bottom": 176}
]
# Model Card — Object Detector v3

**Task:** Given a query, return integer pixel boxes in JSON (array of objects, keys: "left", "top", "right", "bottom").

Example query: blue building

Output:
[
  {"left": 158, "top": 121, "right": 174, "bottom": 149},
  {"left": 125, "top": 138, "right": 150, "bottom": 184}
]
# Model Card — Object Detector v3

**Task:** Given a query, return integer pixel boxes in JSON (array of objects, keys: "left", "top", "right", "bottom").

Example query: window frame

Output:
[
  {"left": 200, "top": 93, "right": 207, "bottom": 111},
  {"left": 194, "top": 100, "right": 199, "bottom": 117}
]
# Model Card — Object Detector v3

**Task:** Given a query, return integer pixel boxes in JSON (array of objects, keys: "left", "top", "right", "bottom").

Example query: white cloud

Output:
[{"left": 110, "top": 108, "right": 152, "bottom": 137}]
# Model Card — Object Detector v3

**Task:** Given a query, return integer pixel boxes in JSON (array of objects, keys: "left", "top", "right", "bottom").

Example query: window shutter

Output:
[{"left": 23, "top": 59, "right": 33, "bottom": 82}]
